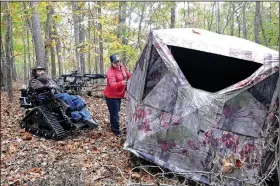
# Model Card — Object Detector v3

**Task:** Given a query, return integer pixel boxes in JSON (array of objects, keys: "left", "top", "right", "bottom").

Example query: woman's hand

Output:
[{"left": 122, "top": 80, "right": 127, "bottom": 85}]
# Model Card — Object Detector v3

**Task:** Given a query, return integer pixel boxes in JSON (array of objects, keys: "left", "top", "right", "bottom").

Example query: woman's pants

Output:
[{"left": 105, "top": 97, "right": 121, "bottom": 133}]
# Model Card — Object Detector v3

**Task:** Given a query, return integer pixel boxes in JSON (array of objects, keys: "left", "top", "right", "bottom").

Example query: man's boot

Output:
[{"left": 84, "top": 118, "right": 98, "bottom": 129}]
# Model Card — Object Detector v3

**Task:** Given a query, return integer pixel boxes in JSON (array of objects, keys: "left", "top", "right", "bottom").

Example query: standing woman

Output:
[{"left": 103, "top": 54, "right": 131, "bottom": 136}]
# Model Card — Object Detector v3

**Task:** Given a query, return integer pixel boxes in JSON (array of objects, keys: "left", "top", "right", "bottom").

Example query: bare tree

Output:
[
  {"left": 22, "top": 14, "right": 28, "bottom": 85},
  {"left": 93, "top": 3, "right": 99, "bottom": 73},
  {"left": 216, "top": 2, "right": 220, "bottom": 33},
  {"left": 183, "top": 2, "right": 187, "bottom": 27},
  {"left": 207, "top": 3, "right": 215, "bottom": 31},
  {"left": 117, "top": 2, "right": 123, "bottom": 39},
  {"left": 10, "top": 24, "right": 17, "bottom": 81},
  {"left": 254, "top": 2, "right": 260, "bottom": 44},
  {"left": 45, "top": 4, "right": 51, "bottom": 73},
  {"left": 260, "top": 3, "right": 269, "bottom": 46},
  {"left": 230, "top": 3, "right": 235, "bottom": 36},
  {"left": 87, "top": 2, "right": 91, "bottom": 74},
  {"left": 29, "top": 2, "right": 46, "bottom": 67},
  {"left": 97, "top": 1, "right": 104, "bottom": 74},
  {"left": 118, "top": 2, "right": 127, "bottom": 64},
  {"left": 51, "top": 6, "right": 63, "bottom": 76},
  {"left": 237, "top": 15, "right": 241, "bottom": 37},
  {"left": 79, "top": 2, "right": 86, "bottom": 74},
  {"left": 4, "top": 1, "right": 13, "bottom": 101},
  {"left": 49, "top": 5, "right": 56, "bottom": 79},
  {"left": 242, "top": 2, "right": 247, "bottom": 40},
  {"left": 170, "top": 2, "right": 176, "bottom": 28},
  {"left": 1, "top": 31, "right": 6, "bottom": 90},
  {"left": 23, "top": 2, "right": 32, "bottom": 79},
  {"left": 27, "top": 24, "right": 32, "bottom": 80},
  {"left": 137, "top": 2, "right": 145, "bottom": 50},
  {"left": 72, "top": 2, "right": 80, "bottom": 71}
]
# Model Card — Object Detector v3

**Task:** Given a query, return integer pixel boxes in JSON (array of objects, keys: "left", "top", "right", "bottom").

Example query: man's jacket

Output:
[{"left": 29, "top": 76, "right": 59, "bottom": 92}]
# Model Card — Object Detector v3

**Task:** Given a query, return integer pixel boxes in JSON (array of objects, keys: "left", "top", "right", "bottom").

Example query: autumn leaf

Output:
[
  {"left": 29, "top": 167, "right": 41, "bottom": 173},
  {"left": 8, "top": 144, "right": 18, "bottom": 154},
  {"left": 23, "top": 132, "right": 32, "bottom": 140},
  {"left": 66, "top": 144, "right": 73, "bottom": 152},
  {"left": 92, "top": 146, "right": 100, "bottom": 154}
]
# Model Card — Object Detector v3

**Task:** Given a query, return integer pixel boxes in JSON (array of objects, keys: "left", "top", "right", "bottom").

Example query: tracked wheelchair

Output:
[{"left": 19, "top": 86, "right": 98, "bottom": 140}]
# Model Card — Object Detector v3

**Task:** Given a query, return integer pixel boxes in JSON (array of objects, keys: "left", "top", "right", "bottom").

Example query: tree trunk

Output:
[
  {"left": 138, "top": 2, "right": 145, "bottom": 50},
  {"left": 117, "top": 2, "right": 122, "bottom": 39},
  {"left": 12, "top": 57, "right": 17, "bottom": 81},
  {"left": 29, "top": 2, "right": 46, "bottom": 67},
  {"left": 22, "top": 15, "right": 28, "bottom": 85},
  {"left": 230, "top": 3, "right": 235, "bottom": 36},
  {"left": 207, "top": 3, "right": 215, "bottom": 31},
  {"left": 242, "top": 2, "right": 247, "bottom": 39},
  {"left": 27, "top": 25, "right": 32, "bottom": 80},
  {"left": 87, "top": 2, "right": 91, "bottom": 74},
  {"left": 62, "top": 42, "right": 66, "bottom": 73},
  {"left": 1, "top": 31, "right": 6, "bottom": 90},
  {"left": 119, "top": 2, "right": 127, "bottom": 64},
  {"left": 122, "top": 7, "right": 128, "bottom": 65},
  {"left": 183, "top": 2, "right": 186, "bottom": 27},
  {"left": 25, "top": 2, "right": 36, "bottom": 68},
  {"left": 32, "top": 39, "right": 36, "bottom": 67},
  {"left": 170, "top": 2, "right": 176, "bottom": 28},
  {"left": 260, "top": 3, "right": 269, "bottom": 46},
  {"left": 187, "top": 2, "right": 190, "bottom": 27},
  {"left": 203, "top": 3, "right": 206, "bottom": 29},
  {"left": 79, "top": 2, "right": 86, "bottom": 74},
  {"left": 10, "top": 23, "right": 17, "bottom": 81},
  {"left": 23, "top": 2, "right": 32, "bottom": 79},
  {"left": 97, "top": 1, "right": 104, "bottom": 74},
  {"left": 45, "top": 4, "right": 51, "bottom": 73},
  {"left": 216, "top": 2, "right": 220, "bottom": 33},
  {"left": 4, "top": 1, "right": 13, "bottom": 101},
  {"left": 50, "top": 45, "right": 56, "bottom": 79},
  {"left": 237, "top": 15, "right": 241, "bottom": 37},
  {"left": 49, "top": 6, "right": 56, "bottom": 79},
  {"left": 72, "top": 2, "right": 80, "bottom": 71},
  {"left": 54, "top": 24, "right": 62, "bottom": 76},
  {"left": 51, "top": 6, "right": 63, "bottom": 76},
  {"left": 93, "top": 2, "right": 99, "bottom": 73},
  {"left": 254, "top": 2, "right": 260, "bottom": 44}
]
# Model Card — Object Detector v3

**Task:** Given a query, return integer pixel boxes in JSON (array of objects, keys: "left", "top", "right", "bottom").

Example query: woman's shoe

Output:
[{"left": 111, "top": 129, "right": 122, "bottom": 136}]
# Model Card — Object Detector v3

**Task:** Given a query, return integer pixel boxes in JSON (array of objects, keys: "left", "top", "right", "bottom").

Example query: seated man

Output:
[{"left": 29, "top": 65, "right": 98, "bottom": 128}]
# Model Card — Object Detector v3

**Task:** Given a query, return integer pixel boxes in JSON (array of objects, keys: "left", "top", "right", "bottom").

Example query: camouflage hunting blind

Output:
[{"left": 124, "top": 28, "right": 279, "bottom": 185}]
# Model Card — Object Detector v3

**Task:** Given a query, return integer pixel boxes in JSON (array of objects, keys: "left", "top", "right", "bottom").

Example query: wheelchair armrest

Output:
[{"left": 19, "top": 97, "right": 33, "bottom": 108}]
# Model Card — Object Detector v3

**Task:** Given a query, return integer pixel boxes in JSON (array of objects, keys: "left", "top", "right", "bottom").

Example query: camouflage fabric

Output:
[{"left": 124, "top": 28, "right": 279, "bottom": 185}]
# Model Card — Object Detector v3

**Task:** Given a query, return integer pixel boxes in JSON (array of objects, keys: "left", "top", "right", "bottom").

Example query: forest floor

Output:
[{"left": 0, "top": 82, "right": 172, "bottom": 186}]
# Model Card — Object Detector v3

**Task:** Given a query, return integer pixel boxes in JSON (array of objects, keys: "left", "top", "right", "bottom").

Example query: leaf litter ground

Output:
[{"left": 0, "top": 83, "right": 163, "bottom": 186}]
